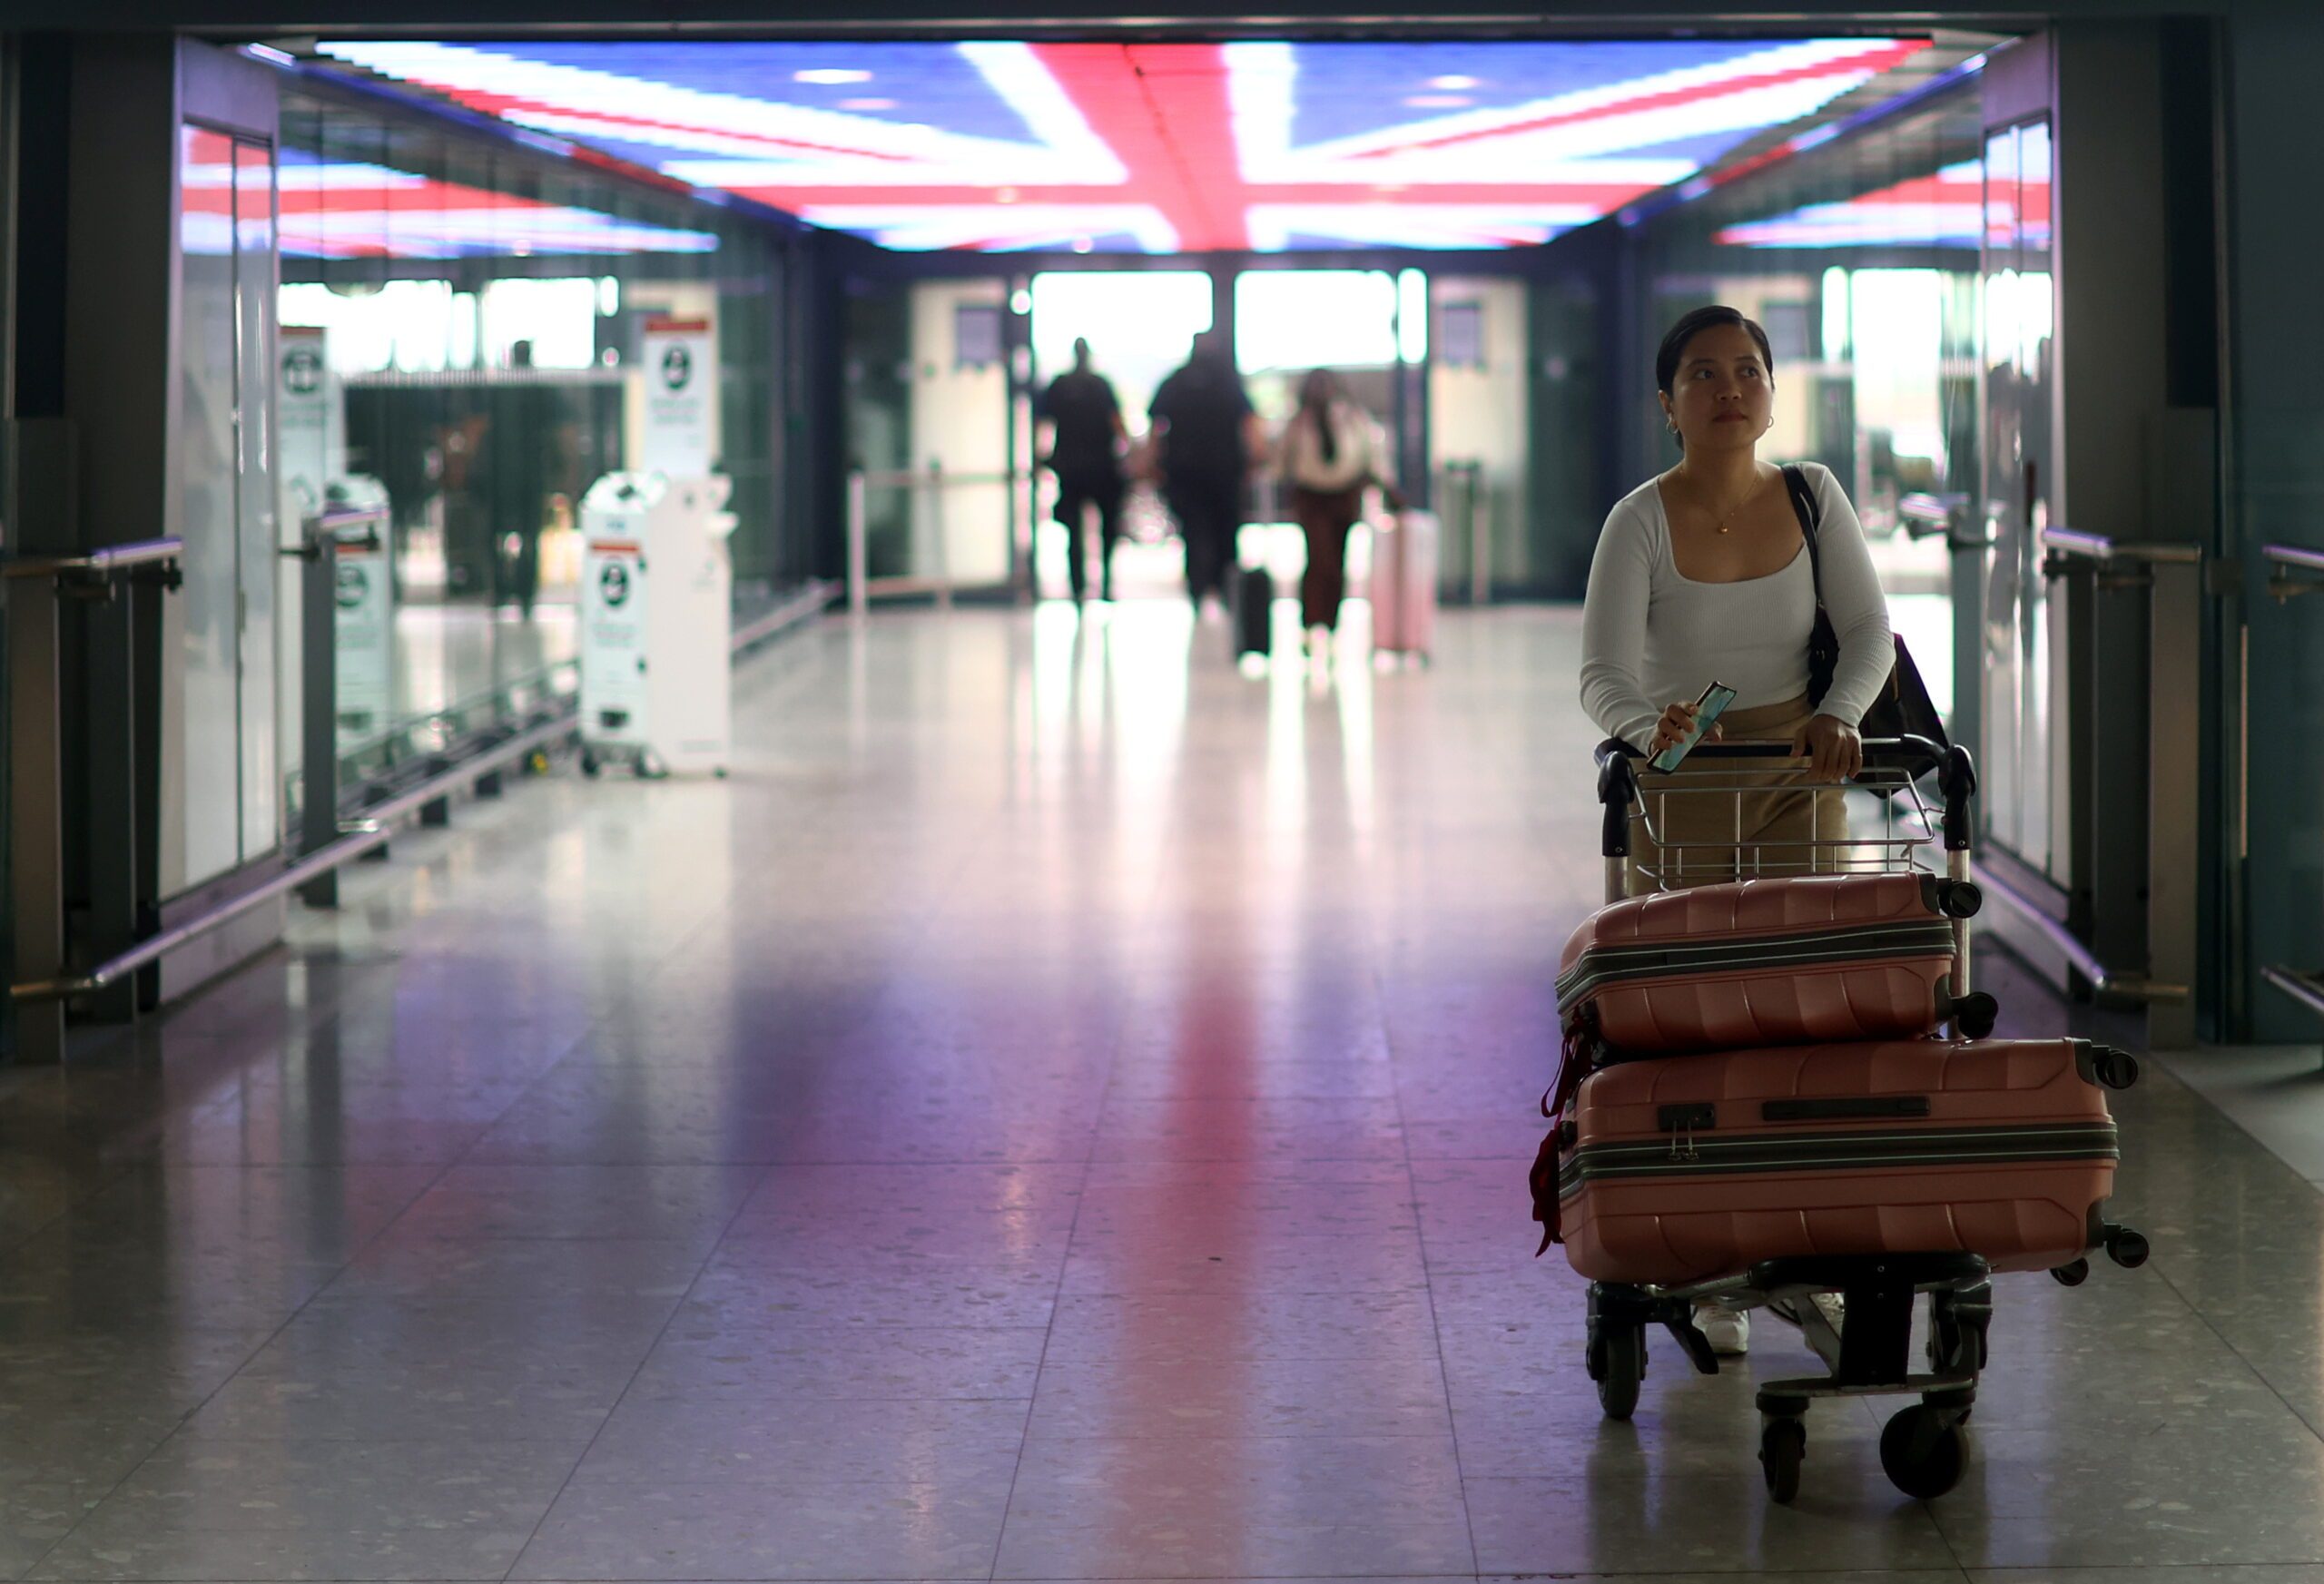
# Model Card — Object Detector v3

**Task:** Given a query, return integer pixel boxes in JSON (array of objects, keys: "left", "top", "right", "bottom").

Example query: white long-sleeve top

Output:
[
  {"left": 1579, "top": 463, "right": 1893, "bottom": 753},
  {"left": 1283, "top": 401, "right": 1389, "bottom": 493}
]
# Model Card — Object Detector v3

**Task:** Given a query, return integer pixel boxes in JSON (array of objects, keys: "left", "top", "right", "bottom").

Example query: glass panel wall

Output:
[
  {"left": 174, "top": 125, "right": 283, "bottom": 893},
  {"left": 1979, "top": 118, "right": 2062, "bottom": 881},
  {"left": 275, "top": 84, "right": 798, "bottom": 814},
  {"left": 1622, "top": 86, "right": 1984, "bottom": 732}
]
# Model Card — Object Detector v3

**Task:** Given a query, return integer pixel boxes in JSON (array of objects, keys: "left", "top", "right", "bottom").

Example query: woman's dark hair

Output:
[
  {"left": 1300, "top": 369, "right": 1340, "bottom": 464},
  {"left": 1655, "top": 306, "right": 1775, "bottom": 397}
]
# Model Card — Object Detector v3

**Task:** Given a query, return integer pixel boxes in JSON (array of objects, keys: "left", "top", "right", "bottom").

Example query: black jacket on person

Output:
[
  {"left": 1150, "top": 357, "right": 1253, "bottom": 485},
  {"left": 1037, "top": 369, "right": 1123, "bottom": 483}
]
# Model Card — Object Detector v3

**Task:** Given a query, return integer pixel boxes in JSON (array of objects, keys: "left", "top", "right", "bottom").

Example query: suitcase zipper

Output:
[
  {"left": 1555, "top": 1120, "right": 2121, "bottom": 1197},
  {"left": 1556, "top": 920, "right": 1959, "bottom": 1006}
]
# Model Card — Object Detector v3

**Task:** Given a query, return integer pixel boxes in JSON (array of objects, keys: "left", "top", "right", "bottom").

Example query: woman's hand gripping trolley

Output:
[{"left": 1533, "top": 738, "right": 2146, "bottom": 1504}]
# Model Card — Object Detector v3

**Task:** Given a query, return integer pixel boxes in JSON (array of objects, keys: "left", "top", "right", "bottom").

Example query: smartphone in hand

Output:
[{"left": 1649, "top": 682, "right": 1738, "bottom": 773}]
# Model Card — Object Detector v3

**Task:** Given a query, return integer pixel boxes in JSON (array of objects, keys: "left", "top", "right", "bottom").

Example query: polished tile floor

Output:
[{"left": 6, "top": 601, "right": 2322, "bottom": 1582}]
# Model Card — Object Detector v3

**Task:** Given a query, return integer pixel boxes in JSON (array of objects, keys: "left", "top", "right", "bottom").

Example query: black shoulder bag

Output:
[{"left": 1780, "top": 464, "right": 1948, "bottom": 788}]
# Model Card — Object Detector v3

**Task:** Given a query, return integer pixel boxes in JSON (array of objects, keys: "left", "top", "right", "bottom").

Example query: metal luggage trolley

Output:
[{"left": 1580, "top": 736, "right": 2148, "bottom": 1504}]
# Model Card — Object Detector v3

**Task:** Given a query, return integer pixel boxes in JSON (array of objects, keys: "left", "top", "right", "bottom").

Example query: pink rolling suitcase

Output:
[
  {"left": 1537, "top": 1036, "right": 2140, "bottom": 1288},
  {"left": 1369, "top": 510, "right": 1438, "bottom": 658},
  {"left": 1559, "top": 872, "right": 1997, "bottom": 1058}
]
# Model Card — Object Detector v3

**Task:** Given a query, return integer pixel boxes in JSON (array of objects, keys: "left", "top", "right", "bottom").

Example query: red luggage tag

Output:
[{"left": 1528, "top": 1023, "right": 1592, "bottom": 1255}]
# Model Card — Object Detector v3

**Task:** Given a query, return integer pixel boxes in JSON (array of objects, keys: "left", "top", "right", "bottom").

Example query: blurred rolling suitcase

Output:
[
  {"left": 1233, "top": 562, "right": 1275, "bottom": 658},
  {"left": 1559, "top": 873, "right": 1996, "bottom": 1059},
  {"left": 1369, "top": 510, "right": 1439, "bottom": 659},
  {"left": 1538, "top": 1037, "right": 2138, "bottom": 1286}
]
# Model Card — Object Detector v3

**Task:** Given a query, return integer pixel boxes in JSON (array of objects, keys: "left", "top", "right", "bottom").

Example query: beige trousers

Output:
[{"left": 1626, "top": 695, "right": 1848, "bottom": 896}]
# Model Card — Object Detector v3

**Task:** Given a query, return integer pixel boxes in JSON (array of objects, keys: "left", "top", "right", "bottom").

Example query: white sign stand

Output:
[{"left": 579, "top": 470, "right": 734, "bottom": 778}]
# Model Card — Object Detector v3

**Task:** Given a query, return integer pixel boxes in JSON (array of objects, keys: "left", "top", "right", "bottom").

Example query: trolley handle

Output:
[{"left": 1592, "top": 736, "right": 1977, "bottom": 857}]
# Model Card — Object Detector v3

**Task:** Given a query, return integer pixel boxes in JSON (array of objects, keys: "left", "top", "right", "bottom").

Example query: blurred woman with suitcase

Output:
[{"left": 1283, "top": 369, "right": 1401, "bottom": 659}]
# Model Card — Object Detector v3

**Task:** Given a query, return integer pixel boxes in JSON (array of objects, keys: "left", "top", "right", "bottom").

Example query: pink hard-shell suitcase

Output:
[
  {"left": 1559, "top": 872, "right": 1996, "bottom": 1058},
  {"left": 1535, "top": 1036, "right": 2138, "bottom": 1287},
  {"left": 1369, "top": 510, "right": 1438, "bottom": 657}
]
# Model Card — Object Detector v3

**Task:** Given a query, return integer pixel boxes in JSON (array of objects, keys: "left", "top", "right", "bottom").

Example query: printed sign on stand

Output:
[
  {"left": 280, "top": 326, "right": 345, "bottom": 525},
  {"left": 641, "top": 316, "right": 717, "bottom": 476},
  {"left": 581, "top": 506, "right": 650, "bottom": 741}
]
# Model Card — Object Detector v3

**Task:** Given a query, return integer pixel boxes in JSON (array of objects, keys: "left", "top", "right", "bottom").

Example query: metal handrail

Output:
[
  {"left": 855, "top": 468, "right": 1016, "bottom": 489},
  {"left": 846, "top": 461, "right": 1009, "bottom": 614},
  {"left": 11, "top": 711, "right": 571, "bottom": 1002},
  {"left": 2262, "top": 964, "right": 2324, "bottom": 1022},
  {"left": 4, "top": 536, "right": 183, "bottom": 581},
  {"left": 2039, "top": 526, "right": 2202, "bottom": 566},
  {"left": 1897, "top": 492, "right": 1993, "bottom": 551},
  {"left": 10, "top": 576, "right": 834, "bottom": 1009},
  {"left": 1974, "top": 860, "right": 2189, "bottom": 1002},
  {"left": 334, "top": 656, "right": 579, "bottom": 772},
  {"left": 2263, "top": 543, "right": 2324, "bottom": 602}
]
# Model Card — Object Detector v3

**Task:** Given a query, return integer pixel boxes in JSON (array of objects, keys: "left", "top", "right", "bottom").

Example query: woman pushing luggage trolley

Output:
[{"left": 1531, "top": 736, "right": 2148, "bottom": 1505}]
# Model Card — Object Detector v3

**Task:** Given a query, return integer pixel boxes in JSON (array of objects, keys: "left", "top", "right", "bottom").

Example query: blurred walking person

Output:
[
  {"left": 1282, "top": 369, "right": 1397, "bottom": 657},
  {"left": 1035, "top": 338, "right": 1128, "bottom": 603},
  {"left": 1149, "top": 331, "right": 1259, "bottom": 613}
]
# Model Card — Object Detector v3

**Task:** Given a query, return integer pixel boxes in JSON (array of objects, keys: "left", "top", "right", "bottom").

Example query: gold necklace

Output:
[{"left": 1690, "top": 467, "right": 1762, "bottom": 535}]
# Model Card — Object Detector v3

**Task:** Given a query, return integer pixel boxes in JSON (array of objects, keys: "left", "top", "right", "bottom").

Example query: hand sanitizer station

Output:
[{"left": 578, "top": 472, "right": 734, "bottom": 777}]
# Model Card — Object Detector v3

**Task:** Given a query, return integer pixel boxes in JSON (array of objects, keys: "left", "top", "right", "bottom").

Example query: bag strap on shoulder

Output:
[{"left": 1781, "top": 463, "right": 1829, "bottom": 612}]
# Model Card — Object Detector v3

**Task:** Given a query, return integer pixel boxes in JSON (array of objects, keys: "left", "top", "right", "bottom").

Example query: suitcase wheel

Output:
[
  {"left": 1948, "top": 990, "right": 1999, "bottom": 1040},
  {"left": 2102, "top": 1223, "right": 2151, "bottom": 1269},
  {"left": 2051, "top": 1257, "right": 2092, "bottom": 1286},
  {"left": 1879, "top": 1402, "right": 1971, "bottom": 1500},
  {"left": 1590, "top": 1324, "right": 1644, "bottom": 1422},
  {"left": 1758, "top": 1416, "right": 1806, "bottom": 1504}
]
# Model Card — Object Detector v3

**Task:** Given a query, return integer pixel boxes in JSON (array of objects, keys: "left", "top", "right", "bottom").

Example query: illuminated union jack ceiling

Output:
[{"left": 320, "top": 39, "right": 1931, "bottom": 254}]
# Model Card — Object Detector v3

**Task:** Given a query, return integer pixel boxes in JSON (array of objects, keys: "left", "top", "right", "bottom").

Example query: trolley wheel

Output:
[
  {"left": 579, "top": 750, "right": 602, "bottom": 779},
  {"left": 1880, "top": 1404, "right": 1971, "bottom": 1500},
  {"left": 1593, "top": 1324, "right": 1644, "bottom": 1422},
  {"left": 1759, "top": 1416, "right": 1806, "bottom": 1504},
  {"left": 2052, "top": 1258, "right": 2091, "bottom": 1286}
]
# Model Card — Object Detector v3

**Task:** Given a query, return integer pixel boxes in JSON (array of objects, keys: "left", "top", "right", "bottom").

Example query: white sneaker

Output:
[
  {"left": 1809, "top": 1292, "right": 1846, "bottom": 1333},
  {"left": 1698, "top": 1304, "right": 1749, "bottom": 1355}
]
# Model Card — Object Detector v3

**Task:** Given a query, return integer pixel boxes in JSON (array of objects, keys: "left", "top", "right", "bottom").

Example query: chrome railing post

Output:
[
  {"left": 928, "top": 457, "right": 952, "bottom": 612},
  {"left": 1466, "top": 463, "right": 1490, "bottom": 606},
  {"left": 298, "top": 517, "right": 341, "bottom": 907},
  {"left": 4, "top": 538, "right": 184, "bottom": 1062},
  {"left": 7, "top": 571, "right": 67, "bottom": 1063},
  {"left": 2257, "top": 544, "right": 2324, "bottom": 1044},
  {"left": 2147, "top": 553, "right": 2201, "bottom": 1048},
  {"left": 846, "top": 469, "right": 870, "bottom": 620},
  {"left": 2017, "top": 527, "right": 2202, "bottom": 1043}
]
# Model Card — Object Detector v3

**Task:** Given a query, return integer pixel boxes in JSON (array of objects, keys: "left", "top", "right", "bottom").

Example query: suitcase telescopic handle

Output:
[{"left": 1591, "top": 737, "right": 1979, "bottom": 856}]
